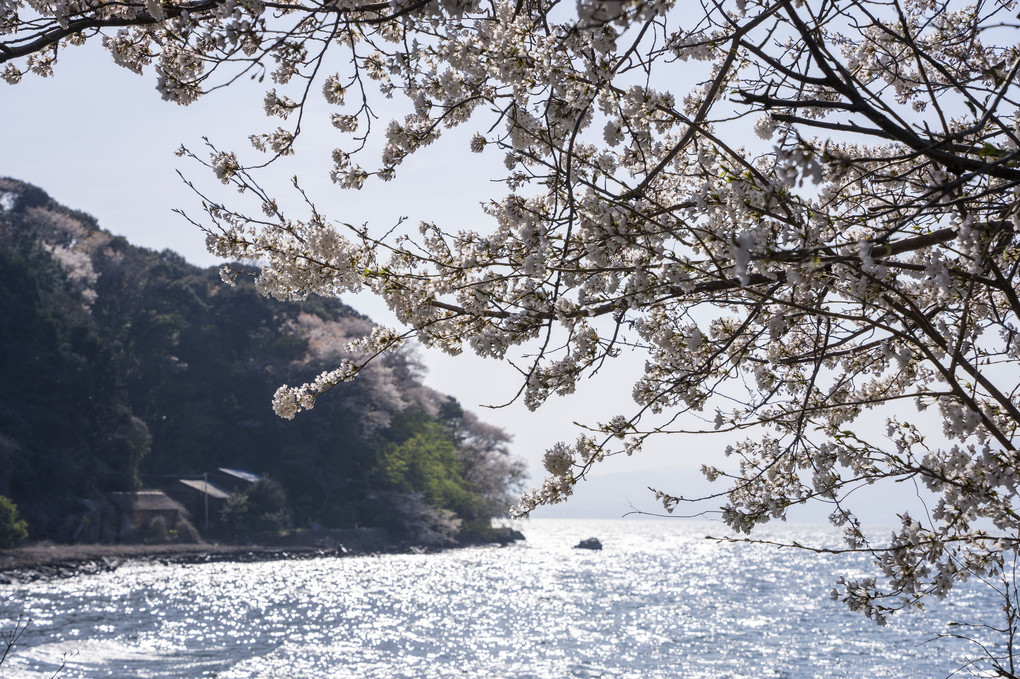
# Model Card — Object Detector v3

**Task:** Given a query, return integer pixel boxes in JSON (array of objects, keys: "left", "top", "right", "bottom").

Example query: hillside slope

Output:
[{"left": 0, "top": 178, "right": 523, "bottom": 542}]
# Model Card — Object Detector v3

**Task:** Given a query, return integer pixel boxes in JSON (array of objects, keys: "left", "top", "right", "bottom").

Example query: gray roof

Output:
[
  {"left": 217, "top": 468, "right": 261, "bottom": 484},
  {"left": 178, "top": 479, "right": 231, "bottom": 500},
  {"left": 109, "top": 491, "right": 184, "bottom": 513}
]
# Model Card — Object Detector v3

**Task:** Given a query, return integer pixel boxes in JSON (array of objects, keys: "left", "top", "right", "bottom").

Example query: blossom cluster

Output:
[{"left": 191, "top": 0, "right": 1020, "bottom": 629}]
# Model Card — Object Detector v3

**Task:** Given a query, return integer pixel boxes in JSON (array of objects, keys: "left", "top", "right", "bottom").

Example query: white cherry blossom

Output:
[{"left": 7, "top": 0, "right": 1020, "bottom": 668}]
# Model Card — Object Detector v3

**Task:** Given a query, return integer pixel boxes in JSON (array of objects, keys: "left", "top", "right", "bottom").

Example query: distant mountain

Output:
[{"left": 0, "top": 178, "right": 524, "bottom": 543}]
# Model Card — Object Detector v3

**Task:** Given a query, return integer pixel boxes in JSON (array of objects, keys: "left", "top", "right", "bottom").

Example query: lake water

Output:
[{"left": 0, "top": 519, "right": 1007, "bottom": 678}]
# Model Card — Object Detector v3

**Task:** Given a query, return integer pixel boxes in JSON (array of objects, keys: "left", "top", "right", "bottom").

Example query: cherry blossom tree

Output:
[{"left": 7, "top": 0, "right": 1020, "bottom": 667}]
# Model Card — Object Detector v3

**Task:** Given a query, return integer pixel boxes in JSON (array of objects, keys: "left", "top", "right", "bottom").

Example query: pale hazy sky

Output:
[{"left": 2, "top": 41, "right": 926, "bottom": 524}]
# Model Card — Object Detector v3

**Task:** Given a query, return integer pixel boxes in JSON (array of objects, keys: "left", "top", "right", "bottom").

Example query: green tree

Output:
[
  {"left": 218, "top": 479, "right": 289, "bottom": 543},
  {"left": 0, "top": 496, "right": 28, "bottom": 549},
  {"left": 0, "top": 191, "right": 148, "bottom": 536},
  {"left": 376, "top": 416, "right": 476, "bottom": 519}
]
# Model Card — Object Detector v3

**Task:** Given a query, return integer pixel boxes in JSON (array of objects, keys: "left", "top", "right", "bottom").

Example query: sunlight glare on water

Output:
[{"left": 0, "top": 519, "right": 1005, "bottom": 678}]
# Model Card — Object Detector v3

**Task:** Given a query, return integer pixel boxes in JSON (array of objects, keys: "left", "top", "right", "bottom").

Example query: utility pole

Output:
[{"left": 204, "top": 471, "right": 209, "bottom": 531}]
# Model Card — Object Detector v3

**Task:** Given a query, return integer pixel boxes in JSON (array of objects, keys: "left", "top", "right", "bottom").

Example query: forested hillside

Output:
[{"left": 0, "top": 178, "right": 524, "bottom": 542}]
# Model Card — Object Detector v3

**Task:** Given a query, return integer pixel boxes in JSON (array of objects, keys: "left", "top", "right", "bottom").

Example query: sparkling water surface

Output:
[{"left": 0, "top": 519, "right": 1004, "bottom": 677}]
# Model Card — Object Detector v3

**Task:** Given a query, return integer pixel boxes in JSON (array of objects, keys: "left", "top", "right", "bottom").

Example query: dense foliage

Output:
[
  {"left": 217, "top": 478, "right": 290, "bottom": 542},
  {"left": 0, "top": 178, "right": 523, "bottom": 541}
]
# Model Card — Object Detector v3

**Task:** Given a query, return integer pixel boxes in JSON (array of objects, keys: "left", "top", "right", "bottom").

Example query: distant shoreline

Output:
[{"left": 0, "top": 530, "right": 525, "bottom": 584}]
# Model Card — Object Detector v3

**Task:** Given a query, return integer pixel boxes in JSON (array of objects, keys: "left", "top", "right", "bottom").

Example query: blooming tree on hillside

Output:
[{"left": 7, "top": 0, "right": 1020, "bottom": 667}]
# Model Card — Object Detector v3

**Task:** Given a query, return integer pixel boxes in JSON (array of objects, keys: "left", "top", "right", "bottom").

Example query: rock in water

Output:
[{"left": 574, "top": 537, "right": 602, "bottom": 550}]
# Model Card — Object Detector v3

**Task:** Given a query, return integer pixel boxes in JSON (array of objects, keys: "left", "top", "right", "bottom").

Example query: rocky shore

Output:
[
  {"left": 0, "top": 543, "right": 341, "bottom": 584},
  {"left": 0, "top": 527, "right": 525, "bottom": 584}
]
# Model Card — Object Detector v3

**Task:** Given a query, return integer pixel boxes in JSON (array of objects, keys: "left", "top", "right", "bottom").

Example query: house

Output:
[
  {"left": 108, "top": 491, "right": 187, "bottom": 540},
  {"left": 164, "top": 468, "right": 264, "bottom": 533}
]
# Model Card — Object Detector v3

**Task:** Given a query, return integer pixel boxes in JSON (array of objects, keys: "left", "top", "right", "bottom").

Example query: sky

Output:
[
  {"left": 2, "top": 42, "right": 716, "bottom": 519},
  {"left": 0, "top": 40, "right": 928, "bottom": 525}
]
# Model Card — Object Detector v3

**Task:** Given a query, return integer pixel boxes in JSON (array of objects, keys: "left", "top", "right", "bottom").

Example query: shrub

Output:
[
  {"left": 141, "top": 515, "right": 169, "bottom": 544},
  {"left": 172, "top": 517, "right": 201, "bottom": 544},
  {"left": 0, "top": 496, "right": 28, "bottom": 548},
  {"left": 218, "top": 479, "right": 290, "bottom": 543}
]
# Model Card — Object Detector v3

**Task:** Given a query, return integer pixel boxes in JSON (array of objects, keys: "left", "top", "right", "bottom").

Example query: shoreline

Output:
[
  {"left": 0, "top": 529, "right": 525, "bottom": 584},
  {"left": 0, "top": 543, "right": 342, "bottom": 584}
]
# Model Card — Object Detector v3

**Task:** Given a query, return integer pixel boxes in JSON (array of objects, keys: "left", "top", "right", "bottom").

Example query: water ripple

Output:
[{"left": 0, "top": 520, "right": 1003, "bottom": 678}]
